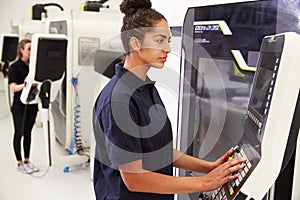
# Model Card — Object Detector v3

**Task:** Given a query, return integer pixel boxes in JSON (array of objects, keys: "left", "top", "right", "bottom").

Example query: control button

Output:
[
  {"left": 269, "top": 87, "right": 273, "bottom": 93},
  {"left": 241, "top": 170, "right": 246, "bottom": 178},
  {"left": 244, "top": 167, "right": 249, "bottom": 173},
  {"left": 230, "top": 180, "right": 235, "bottom": 187},
  {"left": 240, "top": 149, "right": 246, "bottom": 158},
  {"left": 219, "top": 192, "right": 223, "bottom": 199},
  {"left": 212, "top": 191, "right": 216, "bottom": 199},
  {"left": 235, "top": 179, "right": 240, "bottom": 187},
  {"left": 247, "top": 161, "right": 252, "bottom": 168},
  {"left": 238, "top": 174, "right": 243, "bottom": 182},
  {"left": 229, "top": 186, "right": 234, "bottom": 195},
  {"left": 228, "top": 155, "right": 234, "bottom": 161},
  {"left": 221, "top": 188, "right": 226, "bottom": 196},
  {"left": 256, "top": 118, "right": 259, "bottom": 125}
]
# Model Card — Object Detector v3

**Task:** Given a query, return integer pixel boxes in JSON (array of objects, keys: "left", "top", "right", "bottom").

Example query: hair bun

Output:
[{"left": 120, "top": 0, "right": 152, "bottom": 16}]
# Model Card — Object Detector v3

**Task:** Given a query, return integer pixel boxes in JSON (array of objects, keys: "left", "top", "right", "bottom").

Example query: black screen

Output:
[
  {"left": 249, "top": 53, "right": 277, "bottom": 116},
  {"left": 34, "top": 38, "right": 67, "bottom": 82},
  {"left": 1, "top": 36, "right": 19, "bottom": 62},
  {"left": 193, "top": 0, "right": 278, "bottom": 62}
]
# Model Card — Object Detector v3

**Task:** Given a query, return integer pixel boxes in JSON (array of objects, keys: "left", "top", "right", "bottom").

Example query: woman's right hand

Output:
[{"left": 200, "top": 157, "right": 246, "bottom": 191}]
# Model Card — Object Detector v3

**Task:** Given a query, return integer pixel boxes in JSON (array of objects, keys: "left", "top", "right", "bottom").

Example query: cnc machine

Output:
[
  {"left": 48, "top": 7, "right": 123, "bottom": 153},
  {"left": 177, "top": 0, "right": 300, "bottom": 199}
]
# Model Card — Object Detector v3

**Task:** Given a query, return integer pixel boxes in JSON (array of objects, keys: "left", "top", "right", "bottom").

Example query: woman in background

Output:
[{"left": 8, "top": 39, "right": 39, "bottom": 174}]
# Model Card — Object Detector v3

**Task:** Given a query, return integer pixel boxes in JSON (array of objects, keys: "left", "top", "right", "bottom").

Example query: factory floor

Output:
[{"left": 0, "top": 90, "right": 95, "bottom": 200}]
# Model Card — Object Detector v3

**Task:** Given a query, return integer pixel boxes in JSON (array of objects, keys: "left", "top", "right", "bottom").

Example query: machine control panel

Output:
[
  {"left": 198, "top": 32, "right": 300, "bottom": 200},
  {"left": 199, "top": 146, "right": 253, "bottom": 200}
]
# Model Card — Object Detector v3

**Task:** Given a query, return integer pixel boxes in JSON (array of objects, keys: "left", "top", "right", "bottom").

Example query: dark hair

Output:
[
  {"left": 17, "top": 39, "right": 31, "bottom": 59},
  {"left": 119, "top": 0, "right": 167, "bottom": 54}
]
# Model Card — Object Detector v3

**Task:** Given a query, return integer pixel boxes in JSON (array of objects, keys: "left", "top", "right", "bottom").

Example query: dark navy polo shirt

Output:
[{"left": 93, "top": 63, "right": 174, "bottom": 200}]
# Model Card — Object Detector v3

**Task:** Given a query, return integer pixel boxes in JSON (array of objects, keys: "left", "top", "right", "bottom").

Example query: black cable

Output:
[
  {"left": 32, "top": 3, "right": 64, "bottom": 20},
  {"left": 1, "top": 62, "right": 9, "bottom": 78},
  {"left": 39, "top": 80, "right": 52, "bottom": 167},
  {"left": 29, "top": 166, "right": 50, "bottom": 178},
  {"left": 43, "top": 3, "right": 64, "bottom": 11},
  {"left": 47, "top": 119, "right": 52, "bottom": 166}
]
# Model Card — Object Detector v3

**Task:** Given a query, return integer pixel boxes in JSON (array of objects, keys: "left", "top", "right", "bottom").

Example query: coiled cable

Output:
[
  {"left": 68, "top": 77, "right": 79, "bottom": 155},
  {"left": 64, "top": 77, "right": 89, "bottom": 173}
]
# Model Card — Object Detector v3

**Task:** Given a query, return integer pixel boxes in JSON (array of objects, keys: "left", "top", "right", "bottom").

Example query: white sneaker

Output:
[
  {"left": 26, "top": 162, "right": 39, "bottom": 173},
  {"left": 17, "top": 163, "right": 33, "bottom": 174}
]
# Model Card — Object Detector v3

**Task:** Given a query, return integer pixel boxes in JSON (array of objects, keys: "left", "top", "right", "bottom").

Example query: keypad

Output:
[{"left": 202, "top": 147, "right": 252, "bottom": 200}]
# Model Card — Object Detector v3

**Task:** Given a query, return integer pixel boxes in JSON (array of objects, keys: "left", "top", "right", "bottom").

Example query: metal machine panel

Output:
[{"left": 240, "top": 32, "right": 300, "bottom": 200}]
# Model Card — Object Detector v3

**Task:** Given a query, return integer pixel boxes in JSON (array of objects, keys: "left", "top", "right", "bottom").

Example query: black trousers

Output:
[{"left": 11, "top": 104, "right": 38, "bottom": 161}]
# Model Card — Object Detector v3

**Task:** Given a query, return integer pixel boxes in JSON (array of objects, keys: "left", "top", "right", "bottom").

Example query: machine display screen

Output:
[
  {"left": 1, "top": 36, "right": 18, "bottom": 62},
  {"left": 35, "top": 38, "right": 67, "bottom": 82},
  {"left": 249, "top": 53, "right": 277, "bottom": 116}
]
